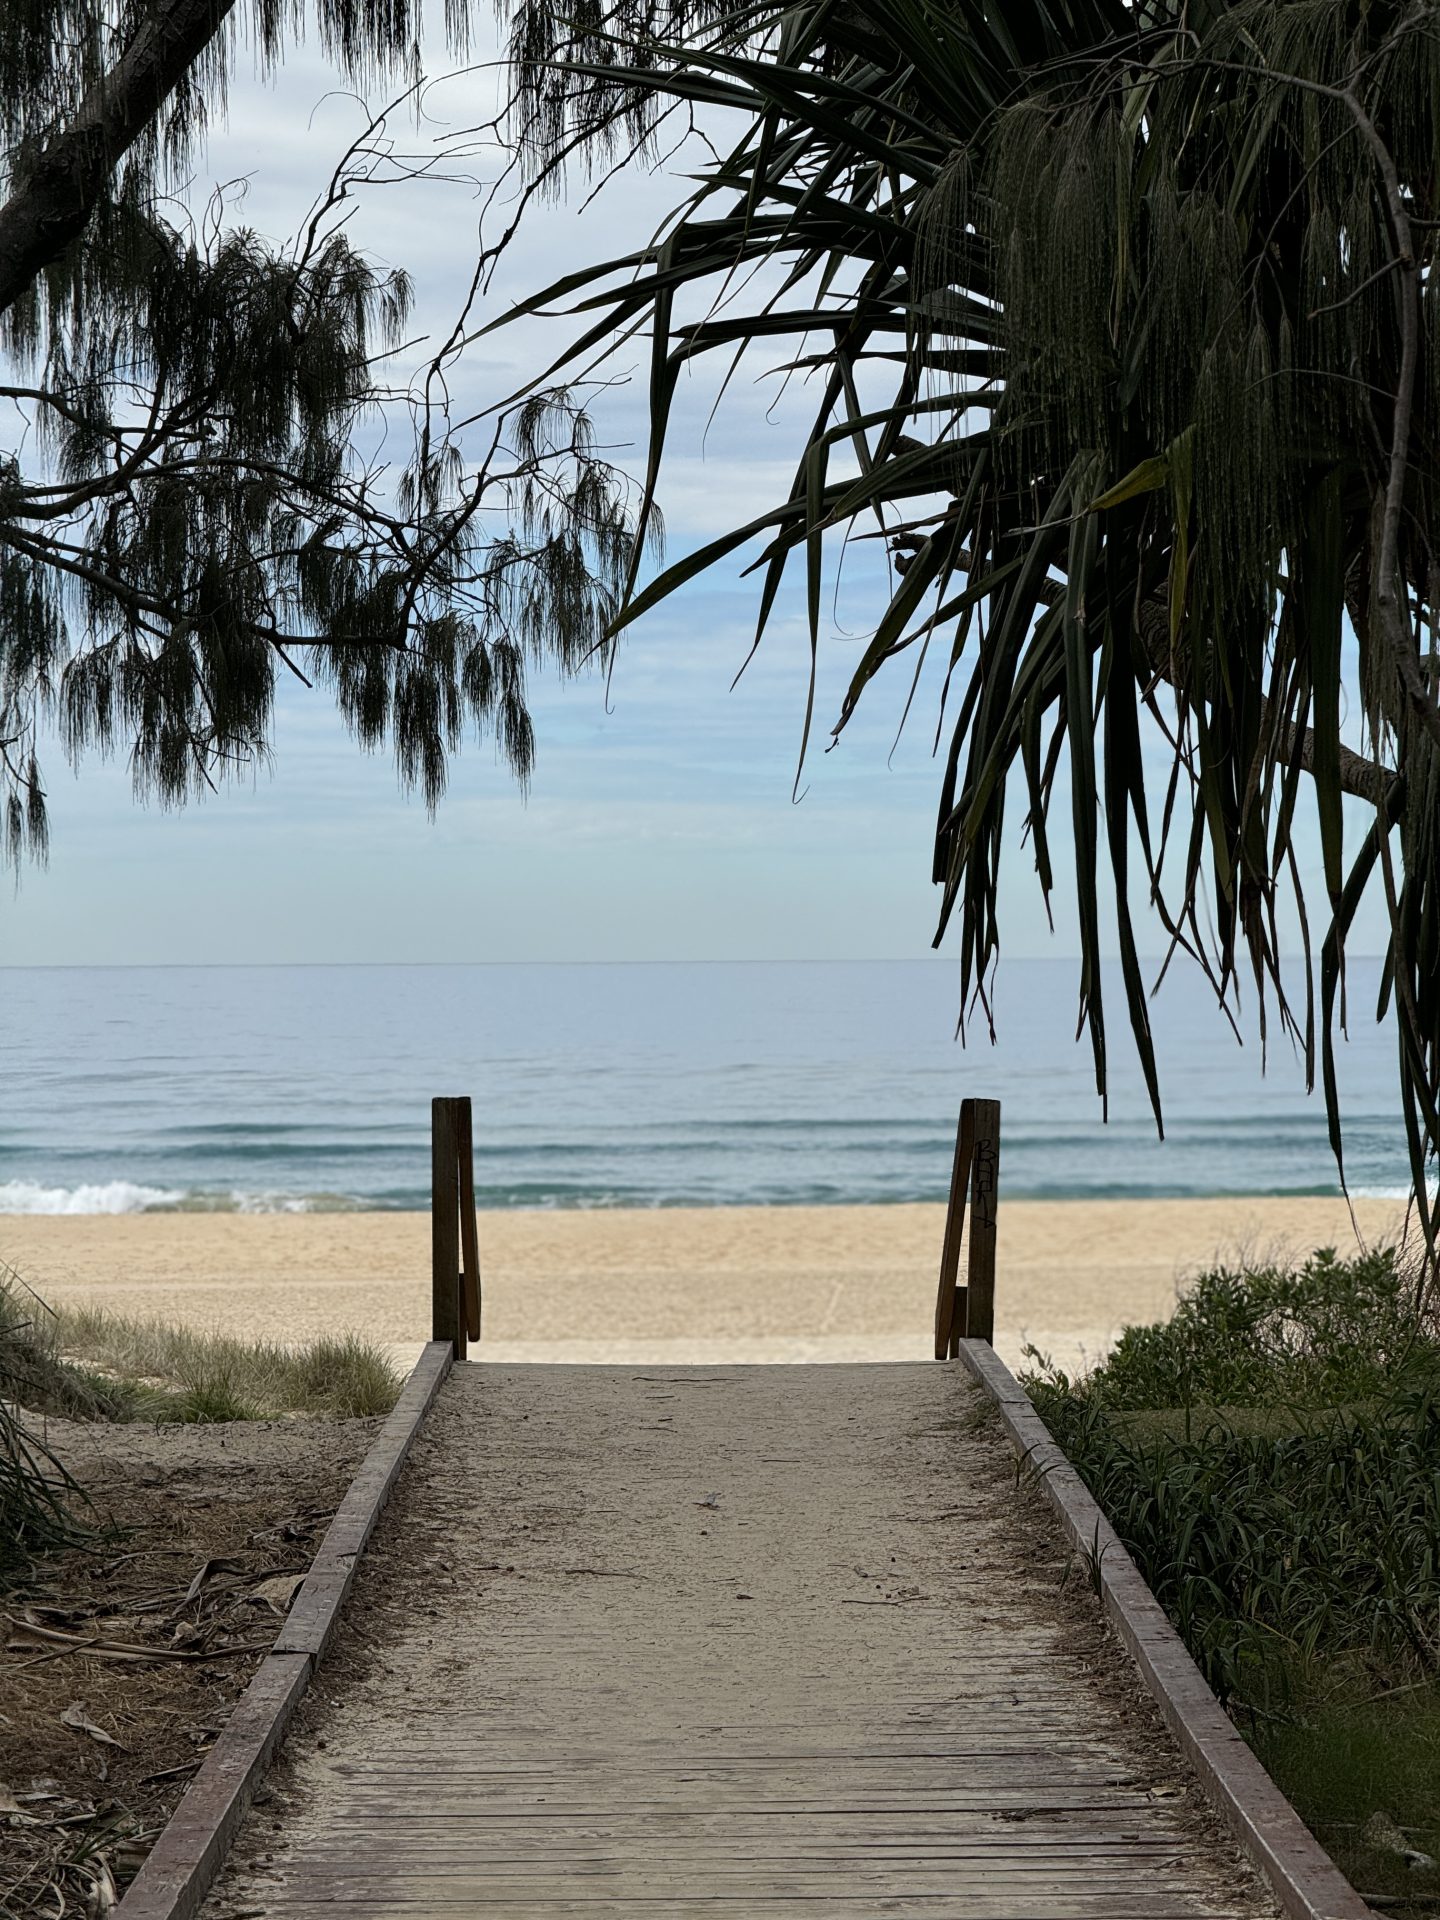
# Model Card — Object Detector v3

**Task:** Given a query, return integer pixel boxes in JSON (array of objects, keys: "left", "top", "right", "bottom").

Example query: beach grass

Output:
[
  {"left": 0, "top": 1265, "right": 134, "bottom": 1420},
  {"left": 1023, "top": 1245, "right": 1440, "bottom": 1915},
  {"left": 0, "top": 1264, "right": 402, "bottom": 1426},
  {"left": 52, "top": 1303, "right": 402, "bottom": 1420}
]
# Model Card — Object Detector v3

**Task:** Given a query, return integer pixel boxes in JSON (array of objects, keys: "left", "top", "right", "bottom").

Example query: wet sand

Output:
[{"left": 0, "top": 1195, "right": 1408, "bottom": 1376}]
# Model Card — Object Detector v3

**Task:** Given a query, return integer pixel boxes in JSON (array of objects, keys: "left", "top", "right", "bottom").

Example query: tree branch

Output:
[{"left": 0, "top": 0, "right": 237, "bottom": 317}]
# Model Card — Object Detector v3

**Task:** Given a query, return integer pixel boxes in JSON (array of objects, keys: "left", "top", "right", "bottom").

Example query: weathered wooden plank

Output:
[
  {"left": 116, "top": 1341, "right": 453, "bottom": 1920},
  {"left": 274, "top": 1340, "right": 454, "bottom": 1660},
  {"left": 236, "top": 1908, "right": 1257, "bottom": 1918},
  {"left": 288, "top": 1842, "right": 1194, "bottom": 1863},
  {"left": 215, "top": 1897, "right": 1255, "bottom": 1918},
  {"left": 115, "top": 1651, "right": 310, "bottom": 1920},
  {"left": 269, "top": 1861, "right": 1227, "bottom": 1885}
]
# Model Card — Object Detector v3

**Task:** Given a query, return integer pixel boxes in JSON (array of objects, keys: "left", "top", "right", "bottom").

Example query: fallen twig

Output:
[{"left": 5, "top": 1615, "right": 272, "bottom": 1662}]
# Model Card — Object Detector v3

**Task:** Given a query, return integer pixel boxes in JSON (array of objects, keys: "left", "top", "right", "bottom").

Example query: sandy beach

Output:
[{"left": 0, "top": 1195, "right": 1409, "bottom": 1376}]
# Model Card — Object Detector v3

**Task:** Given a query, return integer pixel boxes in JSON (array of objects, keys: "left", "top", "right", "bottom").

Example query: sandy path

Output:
[
  {"left": 2, "top": 1196, "right": 1406, "bottom": 1375},
  {"left": 204, "top": 1363, "right": 1272, "bottom": 1918}
]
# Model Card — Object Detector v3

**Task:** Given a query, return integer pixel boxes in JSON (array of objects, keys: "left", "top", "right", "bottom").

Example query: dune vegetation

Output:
[
  {"left": 52, "top": 1301, "right": 402, "bottom": 1424},
  {"left": 1025, "top": 1246, "right": 1440, "bottom": 1911},
  {"left": 0, "top": 1263, "right": 400, "bottom": 1592},
  {"left": 0, "top": 1274, "right": 93, "bottom": 1587}
]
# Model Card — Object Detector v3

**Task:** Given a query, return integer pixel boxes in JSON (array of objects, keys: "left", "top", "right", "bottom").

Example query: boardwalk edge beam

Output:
[
  {"left": 114, "top": 1339, "right": 455, "bottom": 1920},
  {"left": 956, "top": 1336, "right": 1372, "bottom": 1920}
]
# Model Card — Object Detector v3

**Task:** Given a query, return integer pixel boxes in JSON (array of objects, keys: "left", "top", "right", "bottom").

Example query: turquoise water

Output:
[{"left": 0, "top": 958, "right": 1409, "bottom": 1211}]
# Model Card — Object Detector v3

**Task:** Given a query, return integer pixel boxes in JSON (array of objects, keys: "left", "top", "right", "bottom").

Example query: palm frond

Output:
[{"left": 494, "top": 0, "right": 1440, "bottom": 1243}]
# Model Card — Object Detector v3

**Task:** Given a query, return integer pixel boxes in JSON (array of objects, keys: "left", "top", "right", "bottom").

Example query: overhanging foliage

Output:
[
  {"left": 0, "top": 0, "right": 637, "bottom": 856},
  {"left": 490, "top": 0, "right": 1440, "bottom": 1234}
]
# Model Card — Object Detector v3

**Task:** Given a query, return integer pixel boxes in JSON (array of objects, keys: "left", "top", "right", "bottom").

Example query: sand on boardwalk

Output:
[{"left": 0, "top": 1195, "right": 1408, "bottom": 1376}]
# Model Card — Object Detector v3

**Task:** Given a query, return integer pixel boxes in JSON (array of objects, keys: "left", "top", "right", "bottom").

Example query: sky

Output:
[{"left": 0, "top": 9, "right": 1393, "bottom": 974}]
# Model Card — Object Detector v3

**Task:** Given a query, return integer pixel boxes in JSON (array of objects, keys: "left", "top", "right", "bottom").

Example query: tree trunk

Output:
[{"left": 0, "top": 0, "right": 237, "bottom": 317}]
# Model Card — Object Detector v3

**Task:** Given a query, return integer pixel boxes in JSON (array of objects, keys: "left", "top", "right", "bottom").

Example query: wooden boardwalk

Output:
[{"left": 204, "top": 1363, "right": 1274, "bottom": 1918}]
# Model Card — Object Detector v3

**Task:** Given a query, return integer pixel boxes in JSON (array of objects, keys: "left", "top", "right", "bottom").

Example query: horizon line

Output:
[{"left": 0, "top": 953, "right": 1389, "bottom": 972}]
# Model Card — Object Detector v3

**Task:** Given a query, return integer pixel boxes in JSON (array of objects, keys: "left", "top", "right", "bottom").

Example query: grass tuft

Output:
[
  {"left": 52, "top": 1304, "right": 404, "bottom": 1422},
  {"left": 0, "top": 1262, "right": 402, "bottom": 1432},
  {"left": 169, "top": 1373, "right": 264, "bottom": 1424},
  {"left": 286, "top": 1335, "right": 406, "bottom": 1418},
  {"left": 0, "top": 1268, "right": 133, "bottom": 1420}
]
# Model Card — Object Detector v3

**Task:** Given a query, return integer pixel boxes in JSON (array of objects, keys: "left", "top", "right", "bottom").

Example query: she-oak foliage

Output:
[
  {"left": 490, "top": 0, "right": 1440, "bottom": 1232},
  {"left": 0, "top": 0, "right": 637, "bottom": 862}
]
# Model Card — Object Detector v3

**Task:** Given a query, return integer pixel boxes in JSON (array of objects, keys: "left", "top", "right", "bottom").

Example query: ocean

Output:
[{"left": 0, "top": 958, "right": 1410, "bottom": 1213}]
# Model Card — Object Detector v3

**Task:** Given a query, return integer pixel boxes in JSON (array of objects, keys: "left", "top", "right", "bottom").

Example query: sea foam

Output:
[
  {"left": 0, "top": 1182, "right": 365, "bottom": 1216},
  {"left": 0, "top": 1178, "right": 185, "bottom": 1215}
]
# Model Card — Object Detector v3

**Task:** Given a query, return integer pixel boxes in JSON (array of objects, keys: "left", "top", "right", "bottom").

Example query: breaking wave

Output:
[{"left": 0, "top": 1181, "right": 363, "bottom": 1216}]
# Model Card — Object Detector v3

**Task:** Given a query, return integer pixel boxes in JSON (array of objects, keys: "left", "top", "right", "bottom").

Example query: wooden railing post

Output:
[
  {"left": 965, "top": 1098, "right": 1000, "bottom": 1344},
  {"left": 457, "top": 1100, "right": 481, "bottom": 1346},
  {"left": 431, "top": 1096, "right": 480, "bottom": 1359},
  {"left": 431, "top": 1097, "right": 462, "bottom": 1358},
  {"left": 933, "top": 1096, "right": 1001, "bottom": 1356},
  {"left": 933, "top": 1100, "right": 974, "bottom": 1359}
]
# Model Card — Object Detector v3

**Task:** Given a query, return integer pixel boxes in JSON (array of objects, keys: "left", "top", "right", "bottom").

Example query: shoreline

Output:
[
  {"left": 0, "top": 1185, "right": 1411, "bottom": 1216},
  {"left": 0, "top": 1195, "right": 1410, "bottom": 1376}
]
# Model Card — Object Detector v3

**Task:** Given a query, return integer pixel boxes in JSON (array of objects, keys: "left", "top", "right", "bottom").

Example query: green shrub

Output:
[
  {"left": 1023, "top": 1247, "right": 1440, "bottom": 1709},
  {"left": 1032, "top": 1387, "right": 1440, "bottom": 1709},
  {"left": 1047, "top": 1244, "right": 1435, "bottom": 1412}
]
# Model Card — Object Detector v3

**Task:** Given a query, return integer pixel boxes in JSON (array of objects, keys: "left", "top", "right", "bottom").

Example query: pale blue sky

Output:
[{"left": 1, "top": 15, "right": 1390, "bottom": 972}]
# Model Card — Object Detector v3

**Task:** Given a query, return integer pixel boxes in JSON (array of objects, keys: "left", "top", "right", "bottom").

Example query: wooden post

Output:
[
  {"left": 456, "top": 1099, "right": 481, "bottom": 1343},
  {"left": 933, "top": 1100, "right": 975, "bottom": 1359},
  {"left": 965, "top": 1098, "right": 1000, "bottom": 1344},
  {"left": 431, "top": 1097, "right": 465, "bottom": 1359},
  {"left": 933, "top": 1096, "right": 1001, "bottom": 1355}
]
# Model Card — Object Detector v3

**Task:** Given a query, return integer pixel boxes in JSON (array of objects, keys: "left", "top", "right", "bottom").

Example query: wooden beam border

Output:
[
  {"left": 956, "top": 1336, "right": 1371, "bottom": 1920},
  {"left": 114, "top": 1339, "right": 454, "bottom": 1920}
]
